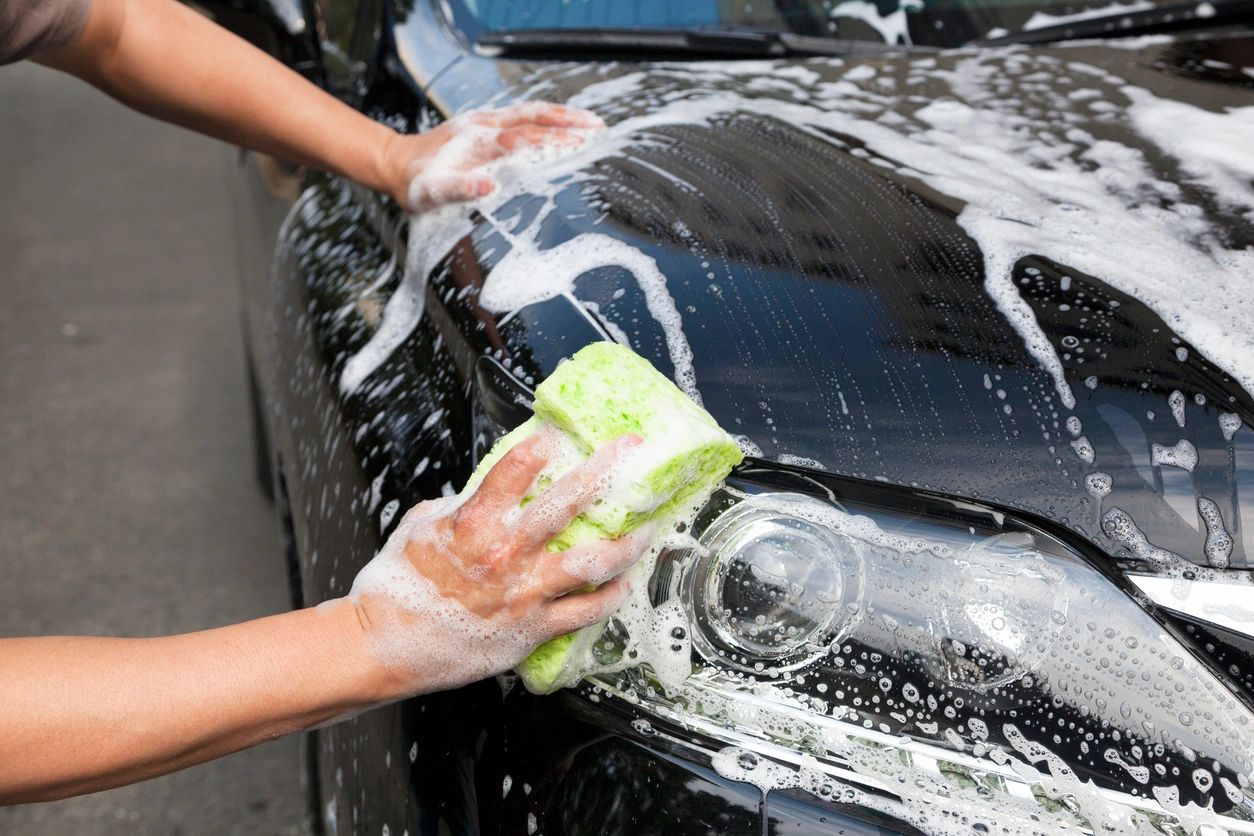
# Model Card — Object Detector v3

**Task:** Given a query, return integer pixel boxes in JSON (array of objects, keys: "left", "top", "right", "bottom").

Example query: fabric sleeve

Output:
[{"left": 0, "top": 0, "right": 93, "bottom": 65}]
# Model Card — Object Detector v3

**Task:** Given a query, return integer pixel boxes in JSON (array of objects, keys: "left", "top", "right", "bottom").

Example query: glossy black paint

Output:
[
  {"left": 423, "top": 45, "right": 1254, "bottom": 570},
  {"left": 224, "top": 4, "right": 1254, "bottom": 832}
]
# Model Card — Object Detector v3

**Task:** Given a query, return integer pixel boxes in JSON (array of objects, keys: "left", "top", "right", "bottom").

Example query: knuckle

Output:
[
  {"left": 607, "top": 540, "right": 637, "bottom": 570},
  {"left": 502, "top": 441, "right": 540, "bottom": 474},
  {"left": 560, "top": 492, "right": 588, "bottom": 518},
  {"left": 484, "top": 540, "right": 511, "bottom": 567},
  {"left": 539, "top": 572, "right": 568, "bottom": 601},
  {"left": 452, "top": 503, "right": 483, "bottom": 535},
  {"left": 551, "top": 606, "right": 586, "bottom": 634}
]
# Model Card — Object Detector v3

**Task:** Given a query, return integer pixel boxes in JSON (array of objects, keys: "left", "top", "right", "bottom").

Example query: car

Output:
[{"left": 210, "top": 0, "right": 1254, "bottom": 832}]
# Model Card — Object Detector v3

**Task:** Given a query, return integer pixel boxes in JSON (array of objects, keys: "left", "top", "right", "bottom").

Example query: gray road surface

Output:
[{"left": 0, "top": 62, "right": 308, "bottom": 834}]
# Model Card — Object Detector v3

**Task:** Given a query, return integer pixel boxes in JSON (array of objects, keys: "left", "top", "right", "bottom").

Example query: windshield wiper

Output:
[
  {"left": 476, "top": 27, "right": 919, "bottom": 58},
  {"left": 976, "top": 0, "right": 1254, "bottom": 46}
]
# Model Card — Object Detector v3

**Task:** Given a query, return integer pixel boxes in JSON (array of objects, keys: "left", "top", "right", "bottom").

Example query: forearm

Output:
[
  {"left": 0, "top": 599, "right": 390, "bottom": 804},
  {"left": 38, "top": 0, "right": 396, "bottom": 194}
]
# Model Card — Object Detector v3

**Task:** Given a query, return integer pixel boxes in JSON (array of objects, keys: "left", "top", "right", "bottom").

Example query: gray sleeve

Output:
[{"left": 0, "top": 0, "right": 93, "bottom": 65}]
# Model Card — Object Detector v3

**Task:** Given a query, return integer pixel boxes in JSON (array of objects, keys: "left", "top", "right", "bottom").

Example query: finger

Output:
[
  {"left": 477, "top": 101, "right": 605, "bottom": 130},
  {"left": 538, "top": 524, "right": 657, "bottom": 598},
  {"left": 518, "top": 434, "right": 642, "bottom": 548},
  {"left": 452, "top": 124, "right": 584, "bottom": 171},
  {"left": 456, "top": 431, "right": 551, "bottom": 530},
  {"left": 496, "top": 124, "right": 585, "bottom": 153},
  {"left": 397, "top": 495, "right": 462, "bottom": 530},
  {"left": 542, "top": 577, "right": 630, "bottom": 635},
  {"left": 409, "top": 173, "right": 496, "bottom": 213}
]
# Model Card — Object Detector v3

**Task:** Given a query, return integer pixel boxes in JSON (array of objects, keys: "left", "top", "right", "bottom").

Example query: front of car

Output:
[{"left": 266, "top": 0, "right": 1254, "bottom": 832}]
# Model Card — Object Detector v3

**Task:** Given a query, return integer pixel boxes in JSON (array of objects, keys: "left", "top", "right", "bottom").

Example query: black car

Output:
[{"left": 212, "top": 0, "right": 1254, "bottom": 832}]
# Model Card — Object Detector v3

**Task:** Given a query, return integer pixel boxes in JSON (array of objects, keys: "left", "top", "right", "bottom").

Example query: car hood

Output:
[{"left": 415, "top": 34, "right": 1254, "bottom": 568}]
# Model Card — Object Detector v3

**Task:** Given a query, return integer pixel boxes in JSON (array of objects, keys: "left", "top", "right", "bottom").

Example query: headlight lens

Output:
[
  {"left": 586, "top": 477, "right": 1254, "bottom": 833},
  {"left": 684, "top": 495, "right": 864, "bottom": 673}
]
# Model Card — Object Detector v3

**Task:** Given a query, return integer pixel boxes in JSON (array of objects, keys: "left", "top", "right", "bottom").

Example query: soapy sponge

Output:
[{"left": 464, "top": 341, "right": 743, "bottom": 693}]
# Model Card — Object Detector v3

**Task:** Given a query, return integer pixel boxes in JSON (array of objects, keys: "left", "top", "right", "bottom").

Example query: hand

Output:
[
  {"left": 376, "top": 101, "right": 606, "bottom": 213},
  {"left": 346, "top": 429, "right": 650, "bottom": 698}
]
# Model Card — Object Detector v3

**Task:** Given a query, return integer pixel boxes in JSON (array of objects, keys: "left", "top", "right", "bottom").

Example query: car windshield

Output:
[{"left": 444, "top": 0, "right": 1238, "bottom": 50}]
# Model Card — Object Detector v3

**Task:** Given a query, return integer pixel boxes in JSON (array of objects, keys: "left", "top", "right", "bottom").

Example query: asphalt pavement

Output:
[{"left": 0, "top": 62, "right": 308, "bottom": 834}]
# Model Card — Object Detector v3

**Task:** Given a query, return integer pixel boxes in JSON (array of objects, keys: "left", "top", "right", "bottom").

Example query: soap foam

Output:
[
  {"left": 478, "top": 232, "right": 700, "bottom": 401},
  {"left": 828, "top": 0, "right": 918, "bottom": 46},
  {"left": 562, "top": 54, "right": 1254, "bottom": 417},
  {"left": 1169, "top": 389, "right": 1187, "bottom": 428},
  {"left": 1151, "top": 438, "right": 1199, "bottom": 472},
  {"left": 346, "top": 475, "right": 636, "bottom": 694},
  {"left": 345, "top": 51, "right": 1254, "bottom": 419},
  {"left": 1197, "top": 496, "right": 1234, "bottom": 569},
  {"left": 1085, "top": 470, "right": 1113, "bottom": 498},
  {"left": 1220, "top": 412, "right": 1242, "bottom": 441},
  {"left": 709, "top": 720, "right": 1233, "bottom": 836},
  {"left": 1023, "top": 0, "right": 1154, "bottom": 31}
]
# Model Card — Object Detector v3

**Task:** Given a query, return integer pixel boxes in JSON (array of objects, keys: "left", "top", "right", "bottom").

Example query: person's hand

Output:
[
  {"left": 376, "top": 102, "right": 606, "bottom": 213},
  {"left": 346, "top": 429, "right": 651, "bottom": 698}
]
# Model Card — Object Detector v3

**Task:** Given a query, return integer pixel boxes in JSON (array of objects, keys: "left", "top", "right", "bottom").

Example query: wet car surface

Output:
[{"left": 218, "top": 0, "right": 1254, "bottom": 832}]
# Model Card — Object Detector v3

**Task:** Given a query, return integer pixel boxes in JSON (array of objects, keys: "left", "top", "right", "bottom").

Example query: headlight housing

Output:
[
  {"left": 683, "top": 494, "right": 866, "bottom": 674},
  {"left": 583, "top": 468, "right": 1254, "bottom": 834}
]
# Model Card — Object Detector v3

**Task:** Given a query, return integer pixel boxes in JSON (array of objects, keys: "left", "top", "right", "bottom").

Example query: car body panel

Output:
[
  {"left": 412, "top": 29, "right": 1254, "bottom": 571},
  {"left": 231, "top": 4, "right": 1254, "bottom": 832}
]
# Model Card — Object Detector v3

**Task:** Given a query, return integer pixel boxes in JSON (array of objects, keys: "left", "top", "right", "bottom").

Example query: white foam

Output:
[
  {"left": 478, "top": 232, "right": 700, "bottom": 402},
  {"left": 379, "top": 499, "right": 400, "bottom": 531},
  {"left": 1105, "top": 747, "right": 1152, "bottom": 784},
  {"left": 340, "top": 206, "right": 472, "bottom": 394},
  {"left": 710, "top": 720, "right": 1238, "bottom": 835},
  {"left": 777, "top": 453, "right": 829, "bottom": 471},
  {"left": 1197, "top": 496, "right": 1234, "bottom": 569},
  {"left": 1151, "top": 438, "right": 1198, "bottom": 472},
  {"left": 1169, "top": 390, "right": 1187, "bottom": 427},
  {"left": 1125, "top": 86, "right": 1254, "bottom": 222},
  {"left": 339, "top": 115, "right": 606, "bottom": 395},
  {"left": 733, "top": 434, "right": 764, "bottom": 457},
  {"left": 843, "top": 65, "right": 877, "bottom": 83},
  {"left": 1023, "top": 0, "right": 1154, "bottom": 31},
  {"left": 345, "top": 53, "right": 1254, "bottom": 412},
  {"left": 347, "top": 487, "right": 638, "bottom": 695},
  {"left": 1070, "top": 435, "right": 1096, "bottom": 464},
  {"left": 828, "top": 0, "right": 920, "bottom": 45},
  {"left": 1085, "top": 470, "right": 1113, "bottom": 498},
  {"left": 1220, "top": 412, "right": 1242, "bottom": 441}
]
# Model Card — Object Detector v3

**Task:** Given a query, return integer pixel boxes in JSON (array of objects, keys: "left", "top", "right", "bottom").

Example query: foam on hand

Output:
[
  {"left": 466, "top": 342, "right": 745, "bottom": 693},
  {"left": 346, "top": 495, "right": 569, "bottom": 694},
  {"left": 405, "top": 104, "right": 605, "bottom": 214},
  {"left": 340, "top": 107, "right": 607, "bottom": 396}
]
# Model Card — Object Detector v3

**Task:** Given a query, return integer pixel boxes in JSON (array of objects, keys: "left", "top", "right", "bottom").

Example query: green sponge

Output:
[{"left": 464, "top": 342, "right": 743, "bottom": 693}]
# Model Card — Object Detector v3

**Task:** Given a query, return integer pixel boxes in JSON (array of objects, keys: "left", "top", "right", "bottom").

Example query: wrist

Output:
[
  {"left": 368, "top": 125, "right": 407, "bottom": 206},
  {"left": 315, "top": 597, "right": 402, "bottom": 707}
]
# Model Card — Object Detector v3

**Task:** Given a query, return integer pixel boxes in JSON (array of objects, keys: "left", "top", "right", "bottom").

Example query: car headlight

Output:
[
  {"left": 584, "top": 471, "right": 1254, "bottom": 834},
  {"left": 683, "top": 494, "right": 866, "bottom": 674}
]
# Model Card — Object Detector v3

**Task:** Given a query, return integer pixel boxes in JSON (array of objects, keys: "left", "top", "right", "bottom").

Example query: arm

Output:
[
  {"left": 0, "top": 601, "right": 382, "bottom": 803},
  {"left": 0, "top": 432, "right": 647, "bottom": 804},
  {"left": 34, "top": 0, "right": 602, "bottom": 209}
]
